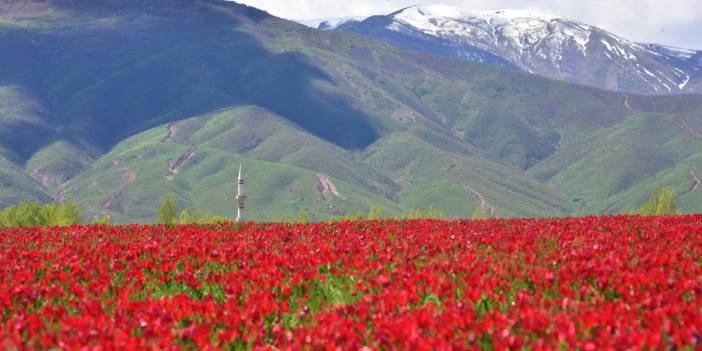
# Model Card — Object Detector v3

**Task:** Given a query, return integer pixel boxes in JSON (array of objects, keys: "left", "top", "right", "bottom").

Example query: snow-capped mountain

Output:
[
  {"left": 296, "top": 16, "right": 363, "bottom": 31},
  {"left": 311, "top": 5, "right": 702, "bottom": 95}
]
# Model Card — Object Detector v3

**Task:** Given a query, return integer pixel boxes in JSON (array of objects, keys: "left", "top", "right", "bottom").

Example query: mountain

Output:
[
  {"left": 1, "top": 0, "right": 702, "bottom": 223},
  {"left": 296, "top": 16, "right": 364, "bottom": 31},
  {"left": 320, "top": 5, "right": 702, "bottom": 95}
]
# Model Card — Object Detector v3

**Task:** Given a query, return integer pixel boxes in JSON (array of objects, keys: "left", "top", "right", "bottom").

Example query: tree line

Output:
[
  {"left": 0, "top": 186, "right": 680, "bottom": 228},
  {"left": 0, "top": 200, "right": 82, "bottom": 227}
]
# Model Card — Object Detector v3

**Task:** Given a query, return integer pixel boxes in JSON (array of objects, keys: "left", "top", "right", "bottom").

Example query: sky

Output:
[{"left": 236, "top": 0, "right": 702, "bottom": 49}]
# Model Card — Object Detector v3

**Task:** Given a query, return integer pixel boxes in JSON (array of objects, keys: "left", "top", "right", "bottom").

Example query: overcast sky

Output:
[{"left": 236, "top": 0, "right": 702, "bottom": 49}]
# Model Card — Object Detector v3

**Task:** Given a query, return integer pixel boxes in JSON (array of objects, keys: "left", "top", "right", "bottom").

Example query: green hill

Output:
[{"left": 1, "top": 0, "right": 702, "bottom": 222}]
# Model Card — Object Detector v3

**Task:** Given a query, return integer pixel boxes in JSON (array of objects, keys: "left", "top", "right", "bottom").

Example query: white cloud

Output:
[{"left": 236, "top": 0, "right": 702, "bottom": 49}]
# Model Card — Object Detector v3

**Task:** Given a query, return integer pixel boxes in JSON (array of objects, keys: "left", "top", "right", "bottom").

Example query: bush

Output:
[
  {"left": 295, "top": 210, "right": 309, "bottom": 224},
  {"left": 178, "top": 208, "right": 229, "bottom": 224},
  {"left": 640, "top": 186, "right": 678, "bottom": 216},
  {"left": 0, "top": 200, "right": 82, "bottom": 227},
  {"left": 157, "top": 194, "right": 179, "bottom": 224},
  {"left": 400, "top": 207, "right": 444, "bottom": 220},
  {"left": 367, "top": 207, "right": 385, "bottom": 220}
]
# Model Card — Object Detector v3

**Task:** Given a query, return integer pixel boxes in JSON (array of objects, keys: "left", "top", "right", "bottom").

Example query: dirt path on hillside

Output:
[
  {"left": 600, "top": 203, "right": 616, "bottom": 215},
  {"left": 446, "top": 159, "right": 456, "bottom": 173},
  {"left": 623, "top": 96, "right": 632, "bottom": 111},
  {"left": 162, "top": 122, "right": 178, "bottom": 142},
  {"left": 680, "top": 119, "right": 702, "bottom": 139},
  {"left": 99, "top": 159, "right": 136, "bottom": 215},
  {"left": 168, "top": 147, "right": 196, "bottom": 175},
  {"left": 316, "top": 174, "right": 345, "bottom": 200},
  {"left": 680, "top": 167, "right": 701, "bottom": 197},
  {"left": 464, "top": 185, "right": 497, "bottom": 217}
]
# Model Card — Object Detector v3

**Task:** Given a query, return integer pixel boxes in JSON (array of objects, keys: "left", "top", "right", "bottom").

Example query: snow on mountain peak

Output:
[
  {"left": 390, "top": 5, "right": 590, "bottom": 59},
  {"left": 322, "top": 4, "right": 701, "bottom": 94},
  {"left": 397, "top": 5, "right": 562, "bottom": 22},
  {"left": 296, "top": 16, "right": 363, "bottom": 30}
]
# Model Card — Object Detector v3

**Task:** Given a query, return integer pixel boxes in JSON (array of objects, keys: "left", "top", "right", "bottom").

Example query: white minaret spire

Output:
[{"left": 236, "top": 162, "right": 246, "bottom": 222}]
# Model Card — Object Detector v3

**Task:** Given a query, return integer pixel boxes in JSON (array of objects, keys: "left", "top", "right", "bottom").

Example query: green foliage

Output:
[
  {"left": 178, "top": 208, "right": 229, "bottom": 224},
  {"left": 328, "top": 206, "right": 444, "bottom": 222},
  {"left": 640, "top": 186, "right": 678, "bottom": 216},
  {"left": 400, "top": 207, "right": 444, "bottom": 220},
  {"left": 178, "top": 208, "right": 194, "bottom": 224},
  {"left": 472, "top": 206, "right": 487, "bottom": 220},
  {"left": 293, "top": 210, "right": 309, "bottom": 224},
  {"left": 282, "top": 270, "right": 360, "bottom": 330},
  {"left": 0, "top": 200, "right": 82, "bottom": 227},
  {"left": 328, "top": 212, "right": 365, "bottom": 222},
  {"left": 93, "top": 212, "right": 111, "bottom": 225},
  {"left": 367, "top": 207, "right": 385, "bottom": 220},
  {"left": 54, "top": 199, "right": 82, "bottom": 226},
  {"left": 157, "top": 194, "right": 178, "bottom": 224}
]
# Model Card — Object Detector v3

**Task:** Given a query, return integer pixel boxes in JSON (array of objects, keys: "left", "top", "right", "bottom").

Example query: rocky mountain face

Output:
[{"left": 317, "top": 5, "right": 702, "bottom": 95}]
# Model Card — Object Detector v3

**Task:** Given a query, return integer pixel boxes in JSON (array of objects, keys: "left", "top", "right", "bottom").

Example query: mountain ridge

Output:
[{"left": 309, "top": 4, "right": 702, "bottom": 95}]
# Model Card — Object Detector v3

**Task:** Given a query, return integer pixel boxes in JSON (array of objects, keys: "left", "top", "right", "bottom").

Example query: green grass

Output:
[
  {"left": 529, "top": 113, "right": 702, "bottom": 214},
  {"left": 0, "top": 156, "right": 52, "bottom": 209}
]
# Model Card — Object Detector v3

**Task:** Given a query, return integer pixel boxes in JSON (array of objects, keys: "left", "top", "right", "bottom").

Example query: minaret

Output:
[{"left": 236, "top": 162, "right": 246, "bottom": 223}]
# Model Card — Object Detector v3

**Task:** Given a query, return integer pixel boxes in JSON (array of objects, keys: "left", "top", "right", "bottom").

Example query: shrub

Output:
[
  {"left": 640, "top": 186, "right": 678, "bottom": 216},
  {"left": 157, "top": 194, "right": 179, "bottom": 224},
  {"left": 400, "top": 207, "right": 444, "bottom": 220},
  {"left": 0, "top": 200, "right": 82, "bottom": 227}
]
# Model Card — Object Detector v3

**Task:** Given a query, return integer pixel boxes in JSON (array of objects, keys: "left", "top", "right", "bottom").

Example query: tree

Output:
[
  {"left": 0, "top": 200, "right": 82, "bottom": 227},
  {"left": 15, "top": 201, "right": 45, "bottom": 227},
  {"left": 54, "top": 199, "right": 82, "bottom": 226},
  {"left": 157, "top": 194, "right": 179, "bottom": 224},
  {"left": 640, "top": 186, "right": 678, "bottom": 216},
  {"left": 179, "top": 208, "right": 194, "bottom": 224},
  {"left": 296, "top": 209, "right": 309, "bottom": 224}
]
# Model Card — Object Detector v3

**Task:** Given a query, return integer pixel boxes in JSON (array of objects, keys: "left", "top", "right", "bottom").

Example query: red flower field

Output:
[{"left": 1, "top": 215, "right": 701, "bottom": 350}]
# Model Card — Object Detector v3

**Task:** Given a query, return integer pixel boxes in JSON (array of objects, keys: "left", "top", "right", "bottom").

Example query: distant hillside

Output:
[
  {"left": 319, "top": 5, "right": 702, "bottom": 95},
  {"left": 1, "top": 0, "right": 702, "bottom": 222}
]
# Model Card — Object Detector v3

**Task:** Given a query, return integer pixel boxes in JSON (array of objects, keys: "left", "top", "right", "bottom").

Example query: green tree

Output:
[
  {"left": 177, "top": 208, "right": 228, "bottom": 224},
  {"left": 640, "top": 186, "right": 678, "bottom": 216},
  {"left": 0, "top": 205, "right": 18, "bottom": 227},
  {"left": 54, "top": 199, "right": 82, "bottom": 226},
  {"left": 157, "top": 194, "right": 179, "bottom": 224},
  {"left": 194, "top": 211, "right": 228, "bottom": 224},
  {"left": 14, "top": 201, "right": 45, "bottom": 227},
  {"left": 179, "top": 208, "right": 194, "bottom": 224},
  {"left": 0, "top": 200, "right": 81, "bottom": 227},
  {"left": 296, "top": 209, "right": 309, "bottom": 224}
]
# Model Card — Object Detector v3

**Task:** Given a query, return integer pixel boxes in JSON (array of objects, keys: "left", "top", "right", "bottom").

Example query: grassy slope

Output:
[
  {"left": 362, "top": 133, "right": 570, "bottom": 218},
  {"left": 529, "top": 112, "right": 702, "bottom": 213},
  {"left": 65, "top": 106, "right": 565, "bottom": 223},
  {"left": 63, "top": 107, "right": 404, "bottom": 223},
  {"left": 0, "top": 156, "right": 52, "bottom": 208}
]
